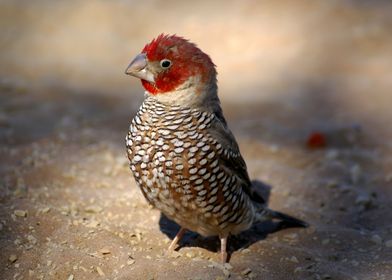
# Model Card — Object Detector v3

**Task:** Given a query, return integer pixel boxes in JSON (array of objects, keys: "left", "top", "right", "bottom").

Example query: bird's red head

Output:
[{"left": 125, "top": 34, "right": 216, "bottom": 95}]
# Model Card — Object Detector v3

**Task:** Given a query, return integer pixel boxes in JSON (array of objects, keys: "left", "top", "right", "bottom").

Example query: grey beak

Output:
[{"left": 125, "top": 53, "right": 155, "bottom": 83}]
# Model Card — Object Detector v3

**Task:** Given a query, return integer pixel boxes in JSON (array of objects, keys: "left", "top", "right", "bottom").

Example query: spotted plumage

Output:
[
  {"left": 125, "top": 34, "right": 307, "bottom": 262},
  {"left": 126, "top": 96, "right": 255, "bottom": 237}
]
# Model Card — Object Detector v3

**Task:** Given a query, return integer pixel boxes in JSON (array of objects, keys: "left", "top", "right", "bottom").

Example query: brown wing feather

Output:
[{"left": 207, "top": 114, "right": 265, "bottom": 204}]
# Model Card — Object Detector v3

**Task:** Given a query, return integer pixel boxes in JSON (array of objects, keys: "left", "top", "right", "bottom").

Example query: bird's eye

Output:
[{"left": 160, "top": 59, "right": 171, "bottom": 69}]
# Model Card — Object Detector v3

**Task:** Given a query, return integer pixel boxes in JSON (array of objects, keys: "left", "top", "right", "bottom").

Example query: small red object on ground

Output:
[{"left": 306, "top": 132, "right": 327, "bottom": 148}]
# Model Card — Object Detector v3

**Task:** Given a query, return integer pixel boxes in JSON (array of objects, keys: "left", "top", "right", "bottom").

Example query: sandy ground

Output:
[{"left": 1, "top": 1, "right": 392, "bottom": 279}]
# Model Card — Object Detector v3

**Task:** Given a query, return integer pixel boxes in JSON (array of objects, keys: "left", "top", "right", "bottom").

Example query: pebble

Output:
[
  {"left": 67, "top": 275, "right": 74, "bottom": 280},
  {"left": 85, "top": 205, "right": 103, "bottom": 213},
  {"left": 96, "top": 266, "right": 105, "bottom": 276},
  {"left": 325, "top": 149, "right": 339, "bottom": 160},
  {"left": 241, "top": 268, "right": 252, "bottom": 276},
  {"left": 127, "top": 259, "right": 135, "bottom": 265},
  {"left": 169, "top": 251, "right": 181, "bottom": 258},
  {"left": 284, "top": 233, "right": 298, "bottom": 240},
  {"left": 27, "top": 234, "right": 37, "bottom": 244},
  {"left": 223, "top": 268, "right": 230, "bottom": 277},
  {"left": 370, "top": 234, "right": 382, "bottom": 245},
  {"left": 9, "top": 254, "right": 18, "bottom": 263},
  {"left": 41, "top": 207, "right": 51, "bottom": 213},
  {"left": 86, "top": 220, "right": 100, "bottom": 228},
  {"left": 385, "top": 240, "right": 392, "bottom": 247},
  {"left": 322, "top": 239, "right": 330, "bottom": 245},
  {"left": 14, "top": 210, "right": 27, "bottom": 217},
  {"left": 294, "top": 267, "right": 303, "bottom": 273},
  {"left": 289, "top": 256, "right": 299, "bottom": 263},
  {"left": 241, "top": 248, "right": 251, "bottom": 254},
  {"left": 269, "top": 144, "right": 279, "bottom": 153},
  {"left": 350, "top": 164, "right": 361, "bottom": 184},
  {"left": 99, "top": 247, "right": 111, "bottom": 255},
  {"left": 325, "top": 180, "right": 339, "bottom": 189}
]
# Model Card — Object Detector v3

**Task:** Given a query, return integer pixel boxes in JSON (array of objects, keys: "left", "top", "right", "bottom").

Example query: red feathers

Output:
[
  {"left": 140, "top": 34, "right": 215, "bottom": 94},
  {"left": 142, "top": 34, "right": 188, "bottom": 61}
]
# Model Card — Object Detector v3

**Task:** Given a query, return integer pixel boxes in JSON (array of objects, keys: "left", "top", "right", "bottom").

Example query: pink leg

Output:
[
  {"left": 168, "top": 227, "right": 186, "bottom": 251},
  {"left": 220, "top": 235, "right": 228, "bottom": 263}
]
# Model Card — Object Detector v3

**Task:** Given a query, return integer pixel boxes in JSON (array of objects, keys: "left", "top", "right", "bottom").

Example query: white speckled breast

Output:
[{"left": 126, "top": 96, "right": 254, "bottom": 236}]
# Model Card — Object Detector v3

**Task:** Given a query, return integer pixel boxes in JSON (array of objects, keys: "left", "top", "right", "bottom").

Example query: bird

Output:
[{"left": 125, "top": 34, "right": 307, "bottom": 263}]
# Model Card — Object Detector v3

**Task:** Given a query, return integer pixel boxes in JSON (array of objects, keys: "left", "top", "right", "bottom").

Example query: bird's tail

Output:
[{"left": 256, "top": 208, "right": 308, "bottom": 228}]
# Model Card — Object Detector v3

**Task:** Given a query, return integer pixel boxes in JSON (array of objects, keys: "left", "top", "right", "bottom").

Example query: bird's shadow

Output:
[{"left": 158, "top": 180, "right": 306, "bottom": 258}]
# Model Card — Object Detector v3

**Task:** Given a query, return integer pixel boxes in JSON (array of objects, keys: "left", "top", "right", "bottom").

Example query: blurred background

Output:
[
  {"left": 1, "top": 0, "right": 391, "bottom": 99},
  {"left": 1, "top": 0, "right": 392, "bottom": 279}
]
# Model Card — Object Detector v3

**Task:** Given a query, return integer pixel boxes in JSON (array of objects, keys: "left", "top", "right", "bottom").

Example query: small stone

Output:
[
  {"left": 85, "top": 205, "right": 103, "bottom": 213},
  {"left": 41, "top": 207, "right": 51, "bottom": 213},
  {"left": 269, "top": 144, "right": 279, "bottom": 153},
  {"left": 86, "top": 220, "right": 100, "bottom": 228},
  {"left": 27, "top": 234, "right": 37, "bottom": 244},
  {"left": 325, "top": 149, "right": 339, "bottom": 160},
  {"left": 169, "top": 251, "right": 181, "bottom": 258},
  {"left": 370, "top": 234, "right": 382, "bottom": 245},
  {"left": 325, "top": 180, "right": 339, "bottom": 189},
  {"left": 67, "top": 275, "right": 74, "bottom": 280},
  {"left": 294, "top": 267, "right": 303, "bottom": 273},
  {"left": 99, "top": 247, "right": 111, "bottom": 255},
  {"left": 127, "top": 259, "right": 135, "bottom": 265},
  {"left": 284, "top": 233, "right": 298, "bottom": 240},
  {"left": 14, "top": 210, "right": 27, "bottom": 217},
  {"left": 289, "top": 256, "right": 299, "bottom": 263},
  {"left": 223, "top": 268, "right": 230, "bottom": 277},
  {"left": 350, "top": 164, "right": 361, "bottom": 184},
  {"left": 241, "top": 248, "right": 251, "bottom": 254},
  {"left": 385, "top": 240, "right": 392, "bottom": 247},
  {"left": 322, "top": 239, "right": 330, "bottom": 245},
  {"left": 9, "top": 255, "right": 18, "bottom": 263},
  {"left": 241, "top": 268, "right": 252, "bottom": 276},
  {"left": 96, "top": 266, "right": 105, "bottom": 276}
]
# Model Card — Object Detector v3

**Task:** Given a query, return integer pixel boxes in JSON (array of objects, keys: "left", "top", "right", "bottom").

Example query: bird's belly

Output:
[
  {"left": 126, "top": 128, "right": 254, "bottom": 237},
  {"left": 128, "top": 144, "right": 218, "bottom": 235}
]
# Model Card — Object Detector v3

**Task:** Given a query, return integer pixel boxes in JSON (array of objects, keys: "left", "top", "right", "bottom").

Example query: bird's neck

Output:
[{"left": 146, "top": 75, "right": 220, "bottom": 114}]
